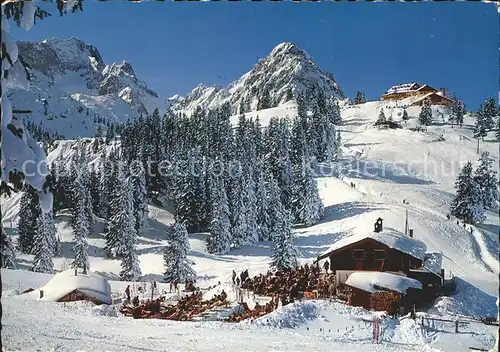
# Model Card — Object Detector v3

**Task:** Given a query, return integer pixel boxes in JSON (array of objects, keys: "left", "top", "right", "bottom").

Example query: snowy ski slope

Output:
[{"left": 1, "top": 100, "right": 499, "bottom": 351}]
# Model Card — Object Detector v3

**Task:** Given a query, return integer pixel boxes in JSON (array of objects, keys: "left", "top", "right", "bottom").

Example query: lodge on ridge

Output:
[{"left": 380, "top": 82, "right": 454, "bottom": 107}]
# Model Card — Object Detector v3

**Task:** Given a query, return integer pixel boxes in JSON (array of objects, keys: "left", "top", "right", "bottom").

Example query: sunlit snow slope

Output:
[{"left": 2, "top": 99, "right": 499, "bottom": 352}]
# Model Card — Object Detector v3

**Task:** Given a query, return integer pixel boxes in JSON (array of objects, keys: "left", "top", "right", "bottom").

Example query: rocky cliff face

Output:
[{"left": 8, "top": 37, "right": 167, "bottom": 138}]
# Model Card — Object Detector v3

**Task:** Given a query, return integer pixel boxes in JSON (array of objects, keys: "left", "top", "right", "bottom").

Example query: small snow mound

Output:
[
  {"left": 92, "top": 304, "right": 118, "bottom": 317},
  {"left": 432, "top": 278, "right": 498, "bottom": 318},
  {"left": 381, "top": 317, "right": 431, "bottom": 345},
  {"left": 243, "top": 301, "right": 319, "bottom": 328}
]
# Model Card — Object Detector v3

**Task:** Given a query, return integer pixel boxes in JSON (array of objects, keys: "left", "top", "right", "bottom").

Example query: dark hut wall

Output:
[
  {"left": 57, "top": 289, "right": 105, "bottom": 305},
  {"left": 327, "top": 238, "right": 423, "bottom": 272}
]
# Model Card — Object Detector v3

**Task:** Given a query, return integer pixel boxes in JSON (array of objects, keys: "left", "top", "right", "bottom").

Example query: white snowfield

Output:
[
  {"left": 345, "top": 271, "right": 423, "bottom": 294},
  {"left": 2, "top": 99, "right": 499, "bottom": 351}
]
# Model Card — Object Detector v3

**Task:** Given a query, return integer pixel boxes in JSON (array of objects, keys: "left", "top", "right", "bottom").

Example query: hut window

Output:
[
  {"left": 352, "top": 249, "right": 364, "bottom": 259},
  {"left": 373, "top": 249, "right": 387, "bottom": 260}
]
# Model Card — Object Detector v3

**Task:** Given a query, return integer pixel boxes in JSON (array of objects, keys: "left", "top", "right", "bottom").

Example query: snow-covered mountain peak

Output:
[
  {"left": 18, "top": 37, "right": 105, "bottom": 77},
  {"left": 9, "top": 37, "right": 167, "bottom": 138},
  {"left": 175, "top": 42, "right": 344, "bottom": 115},
  {"left": 267, "top": 41, "right": 312, "bottom": 62},
  {"left": 102, "top": 61, "right": 136, "bottom": 79}
]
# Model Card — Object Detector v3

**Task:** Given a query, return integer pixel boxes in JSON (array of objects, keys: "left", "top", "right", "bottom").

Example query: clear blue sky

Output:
[{"left": 12, "top": 2, "right": 499, "bottom": 109}]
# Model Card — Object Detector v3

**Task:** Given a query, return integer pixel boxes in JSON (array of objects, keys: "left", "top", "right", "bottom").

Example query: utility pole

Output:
[{"left": 477, "top": 137, "right": 480, "bottom": 154}]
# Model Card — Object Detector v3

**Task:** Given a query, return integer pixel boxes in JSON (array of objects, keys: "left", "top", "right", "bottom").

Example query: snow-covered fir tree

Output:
[
  {"left": 268, "top": 176, "right": 298, "bottom": 270},
  {"left": 89, "top": 165, "right": 101, "bottom": 217},
  {"left": 99, "top": 149, "right": 116, "bottom": 220},
  {"left": 376, "top": 109, "right": 386, "bottom": 124},
  {"left": 242, "top": 169, "right": 259, "bottom": 245},
  {"left": 478, "top": 98, "right": 498, "bottom": 131},
  {"left": 106, "top": 170, "right": 136, "bottom": 258},
  {"left": 119, "top": 177, "right": 142, "bottom": 282},
  {"left": 207, "top": 175, "right": 232, "bottom": 254},
  {"left": 264, "top": 118, "right": 295, "bottom": 210},
  {"left": 70, "top": 144, "right": 93, "bottom": 228},
  {"left": 450, "top": 98, "right": 465, "bottom": 127},
  {"left": 312, "top": 104, "right": 337, "bottom": 162},
  {"left": 450, "top": 161, "right": 485, "bottom": 224},
  {"left": 1, "top": 225, "right": 17, "bottom": 269},
  {"left": 292, "top": 156, "right": 324, "bottom": 226},
  {"left": 474, "top": 114, "right": 488, "bottom": 139},
  {"left": 32, "top": 210, "right": 55, "bottom": 274},
  {"left": 172, "top": 148, "right": 207, "bottom": 233},
  {"left": 255, "top": 162, "right": 272, "bottom": 241},
  {"left": 402, "top": 109, "right": 409, "bottom": 122},
  {"left": 17, "top": 185, "right": 41, "bottom": 254},
  {"left": 71, "top": 167, "right": 91, "bottom": 274},
  {"left": 285, "top": 87, "right": 294, "bottom": 102},
  {"left": 230, "top": 172, "right": 249, "bottom": 249},
  {"left": 163, "top": 221, "right": 196, "bottom": 283},
  {"left": 258, "top": 87, "right": 272, "bottom": 110},
  {"left": 330, "top": 99, "right": 342, "bottom": 125},
  {"left": 419, "top": 98, "right": 433, "bottom": 126},
  {"left": 354, "top": 91, "right": 366, "bottom": 105},
  {"left": 290, "top": 112, "right": 324, "bottom": 225},
  {"left": 130, "top": 160, "right": 149, "bottom": 237},
  {"left": 270, "top": 208, "right": 298, "bottom": 270},
  {"left": 473, "top": 152, "right": 498, "bottom": 209}
]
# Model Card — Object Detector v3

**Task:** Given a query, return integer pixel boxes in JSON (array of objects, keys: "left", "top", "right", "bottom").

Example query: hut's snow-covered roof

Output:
[
  {"left": 321, "top": 227, "right": 427, "bottom": 261},
  {"left": 39, "top": 269, "right": 112, "bottom": 304},
  {"left": 345, "top": 272, "right": 423, "bottom": 294},
  {"left": 385, "top": 83, "right": 419, "bottom": 94},
  {"left": 422, "top": 252, "right": 443, "bottom": 274}
]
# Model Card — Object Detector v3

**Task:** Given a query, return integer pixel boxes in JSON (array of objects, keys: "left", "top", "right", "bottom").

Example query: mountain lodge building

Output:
[{"left": 381, "top": 83, "right": 454, "bottom": 107}]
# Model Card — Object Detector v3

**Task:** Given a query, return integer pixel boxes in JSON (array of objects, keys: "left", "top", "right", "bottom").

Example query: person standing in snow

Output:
[
  {"left": 323, "top": 260, "right": 330, "bottom": 274},
  {"left": 125, "top": 285, "right": 131, "bottom": 301},
  {"left": 232, "top": 270, "right": 236, "bottom": 284},
  {"left": 221, "top": 289, "right": 227, "bottom": 302}
]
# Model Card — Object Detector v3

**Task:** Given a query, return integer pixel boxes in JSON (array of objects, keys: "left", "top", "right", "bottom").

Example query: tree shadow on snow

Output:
[
  {"left": 142, "top": 218, "right": 172, "bottom": 241},
  {"left": 344, "top": 142, "right": 383, "bottom": 148},
  {"left": 477, "top": 223, "right": 500, "bottom": 261},
  {"left": 295, "top": 231, "right": 354, "bottom": 259},
  {"left": 318, "top": 201, "right": 385, "bottom": 225},
  {"left": 137, "top": 245, "right": 166, "bottom": 256},
  {"left": 189, "top": 250, "right": 240, "bottom": 262},
  {"left": 59, "top": 241, "right": 106, "bottom": 258},
  {"left": 228, "top": 242, "right": 273, "bottom": 258},
  {"left": 346, "top": 160, "right": 435, "bottom": 185}
]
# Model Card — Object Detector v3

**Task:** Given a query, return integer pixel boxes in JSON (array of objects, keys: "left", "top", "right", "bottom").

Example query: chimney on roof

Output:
[
  {"left": 409, "top": 229, "right": 414, "bottom": 238},
  {"left": 374, "top": 218, "right": 383, "bottom": 233}
]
